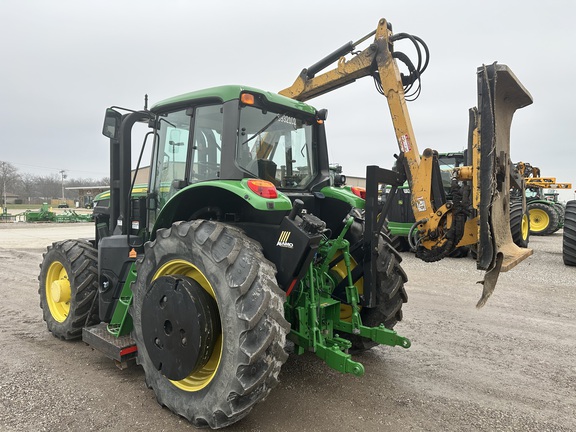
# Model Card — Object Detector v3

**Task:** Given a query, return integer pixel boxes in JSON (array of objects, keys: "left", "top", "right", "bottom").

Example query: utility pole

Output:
[
  {"left": 59, "top": 169, "right": 67, "bottom": 204},
  {"left": 1, "top": 161, "right": 7, "bottom": 214}
]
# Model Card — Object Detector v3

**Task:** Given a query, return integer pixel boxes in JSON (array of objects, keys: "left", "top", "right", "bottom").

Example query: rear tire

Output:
[
  {"left": 38, "top": 240, "right": 100, "bottom": 340},
  {"left": 132, "top": 220, "right": 289, "bottom": 429},
  {"left": 346, "top": 226, "right": 408, "bottom": 351},
  {"left": 510, "top": 201, "right": 530, "bottom": 248},
  {"left": 390, "top": 234, "right": 411, "bottom": 252},
  {"left": 563, "top": 201, "right": 576, "bottom": 266},
  {"left": 551, "top": 203, "right": 565, "bottom": 233},
  {"left": 528, "top": 202, "right": 559, "bottom": 236}
]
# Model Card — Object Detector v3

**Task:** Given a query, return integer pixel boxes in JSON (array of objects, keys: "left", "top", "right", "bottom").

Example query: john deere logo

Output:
[{"left": 276, "top": 231, "right": 294, "bottom": 249}]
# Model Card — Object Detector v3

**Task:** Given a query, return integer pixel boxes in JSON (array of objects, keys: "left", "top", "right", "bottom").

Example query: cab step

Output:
[{"left": 82, "top": 323, "right": 138, "bottom": 369}]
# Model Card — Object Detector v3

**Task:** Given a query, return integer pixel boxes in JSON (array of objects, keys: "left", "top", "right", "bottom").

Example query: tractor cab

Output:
[
  {"left": 149, "top": 89, "right": 326, "bottom": 208},
  {"left": 100, "top": 85, "right": 361, "bottom": 256}
]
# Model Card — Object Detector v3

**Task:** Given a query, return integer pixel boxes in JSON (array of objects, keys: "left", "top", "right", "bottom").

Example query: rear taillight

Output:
[
  {"left": 351, "top": 186, "right": 366, "bottom": 199},
  {"left": 247, "top": 179, "right": 278, "bottom": 199}
]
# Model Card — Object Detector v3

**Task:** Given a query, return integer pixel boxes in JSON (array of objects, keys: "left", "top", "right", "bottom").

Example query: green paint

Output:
[
  {"left": 152, "top": 85, "right": 317, "bottom": 114},
  {"left": 285, "top": 215, "right": 410, "bottom": 376},
  {"left": 387, "top": 220, "right": 413, "bottom": 236},
  {"left": 320, "top": 186, "right": 365, "bottom": 208},
  {"left": 152, "top": 179, "right": 293, "bottom": 238},
  {"left": 107, "top": 262, "right": 137, "bottom": 337}
]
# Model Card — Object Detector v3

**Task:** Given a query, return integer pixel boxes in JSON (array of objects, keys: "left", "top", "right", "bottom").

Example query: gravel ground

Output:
[{"left": 0, "top": 222, "right": 574, "bottom": 431}]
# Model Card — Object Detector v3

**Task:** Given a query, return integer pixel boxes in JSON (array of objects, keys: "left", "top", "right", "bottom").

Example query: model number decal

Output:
[{"left": 278, "top": 115, "right": 296, "bottom": 126}]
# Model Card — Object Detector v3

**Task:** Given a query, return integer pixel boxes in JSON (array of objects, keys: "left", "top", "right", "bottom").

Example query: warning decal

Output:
[{"left": 400, "top": 134, "right": 412, "bottom": 153}]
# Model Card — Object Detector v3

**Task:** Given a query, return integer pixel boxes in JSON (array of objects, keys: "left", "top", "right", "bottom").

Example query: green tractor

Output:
[
  {"left": 38, "top": 19, "right": 533, "bottom": 428},
  {"left": 525, "top": 190, "right": 566, "bottom": 236},
  {"left": 39, "top": 85, "right": 410, "bottom": 428}
]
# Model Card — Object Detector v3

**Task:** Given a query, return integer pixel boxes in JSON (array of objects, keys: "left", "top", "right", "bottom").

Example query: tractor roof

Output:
[{"left": 151, "top": 85, "right": 316, "bottom": 115}]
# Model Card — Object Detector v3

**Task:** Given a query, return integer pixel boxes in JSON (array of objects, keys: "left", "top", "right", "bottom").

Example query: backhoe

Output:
[{"left": 38, "top": 18, "right": 532, "bottom": 428}]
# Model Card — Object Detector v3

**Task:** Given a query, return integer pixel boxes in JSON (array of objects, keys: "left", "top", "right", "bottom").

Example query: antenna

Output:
[{"left": 144, "top": 94, "right": 148, "bottom": 110}]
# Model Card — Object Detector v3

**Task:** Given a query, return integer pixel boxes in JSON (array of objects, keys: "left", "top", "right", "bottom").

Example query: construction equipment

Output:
[
  {"left": 563, "top": 200, "right": 576, "bottom": 265},
  {"left": 513, "top": 162, "right": 572, "bottom": 236},
  {"left": 38, "top": 18, "right": 532, "bottom": 428},
  {"left": 384, "top": 152, "right": 531, "bottom": 252}
]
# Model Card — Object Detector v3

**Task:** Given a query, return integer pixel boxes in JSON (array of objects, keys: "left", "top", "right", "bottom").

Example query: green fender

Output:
[
  {"left": 320, "top": 186, "right": 365, "bottom": 209},
  {"left": 151, "top": 179, "right": 292, "bottom": 239}
]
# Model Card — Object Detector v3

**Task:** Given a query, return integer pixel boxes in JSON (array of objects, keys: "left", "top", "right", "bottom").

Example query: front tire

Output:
[
  {"left": 38, "top": 240, "right": 100, "bottom": 340},
  {"left": 132, "top": 220, "right": 289, "bottom": 429},
  {"left": 563, "top": 201, "right": 576, "bottom": 266}
]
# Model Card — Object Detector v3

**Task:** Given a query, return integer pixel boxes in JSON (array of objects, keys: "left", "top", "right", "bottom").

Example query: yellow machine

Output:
[
  {"left": 281, "top": 18, "right": 533, "bottom": 306},
  {"left": 524, "top": 177, "right": 572, "bottom": 190},
  {"left": 513, "top": 162, "right": 572, "bottom": 235}
]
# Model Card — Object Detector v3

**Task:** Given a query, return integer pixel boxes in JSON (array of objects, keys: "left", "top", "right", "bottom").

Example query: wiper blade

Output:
[{"left": 241, "top": 112, "right": 285, "bottom": 146}]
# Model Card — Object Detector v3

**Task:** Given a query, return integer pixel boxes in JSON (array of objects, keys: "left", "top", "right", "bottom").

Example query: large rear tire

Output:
[
  {"left": 389, "top": 234, "right": 411, "bottom": 252},
  {"left": 132, "top": 220, "right": 289, "bottom": 429},
  {"left": 551, "top": 203, "right": 565, "bottom": 233},
  {"left": 38, "top": 240, "right": 100, "bottom": 340},
  {"left": 528, "top": 202, "right": 559, "bottom": 236},
  {"left": 563, "top": 201, "right": 576, "bottom": 266},
  {"left": 363, "top": 232, "right": 409, "bottom": 327},
  {"left": 344, "top": 217, "right": 408, "bottom": 351},
  {"left": 510, "top": 201, "right": 530, "bottom": 248}
]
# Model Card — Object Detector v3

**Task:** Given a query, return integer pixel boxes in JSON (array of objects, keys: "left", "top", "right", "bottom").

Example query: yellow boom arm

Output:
[{"left": 280, "top": 18, "right": 534, "bottom": 306}]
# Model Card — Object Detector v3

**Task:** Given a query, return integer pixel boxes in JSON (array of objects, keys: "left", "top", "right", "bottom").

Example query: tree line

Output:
[{"left": 1, "top": 161, "right": 109, "bottom": 205}]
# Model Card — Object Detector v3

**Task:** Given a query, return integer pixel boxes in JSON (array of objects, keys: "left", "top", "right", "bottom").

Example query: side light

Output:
[
  {"left": 351, "top": 186, "right": 366, "bottom": 199},
  {"left": 247, "top": 179, "right": 278, "bottom": 199},
  {"left": 241, "top": 93, "right": 255, "bottom": 105}
]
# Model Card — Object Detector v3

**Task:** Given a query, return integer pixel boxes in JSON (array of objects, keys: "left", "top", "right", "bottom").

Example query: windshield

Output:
[
  {"left": 237, "top": 105, "right": 316, "bottom": 189},
  {"left": 437, "top": 154, "right": 465, "bottom": 192}
]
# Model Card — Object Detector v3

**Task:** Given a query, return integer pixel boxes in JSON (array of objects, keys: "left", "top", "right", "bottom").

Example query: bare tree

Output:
[
  {"left": 35, "top": 173, "right": 61, "bottom": 202},
  {"left": 16, "top": 173, "right": 40, "bottom": 204},
  {"left": 0, "top": 161, "right": 20, "bottom": 209}
]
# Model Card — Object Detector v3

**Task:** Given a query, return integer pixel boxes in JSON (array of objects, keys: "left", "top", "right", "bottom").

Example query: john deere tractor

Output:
[{"left": 38, "top": 19, "right": 532, "bottom": 428}]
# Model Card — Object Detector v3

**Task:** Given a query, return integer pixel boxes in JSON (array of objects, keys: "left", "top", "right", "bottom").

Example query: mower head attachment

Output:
[{"left": 474, "top": 63, "right": 533, "bottom": 307}]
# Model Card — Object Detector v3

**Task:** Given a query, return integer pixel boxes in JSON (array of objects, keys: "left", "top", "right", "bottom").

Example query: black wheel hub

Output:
[{"left": 141, "top": 275, "right": 220, "bottom": 381}]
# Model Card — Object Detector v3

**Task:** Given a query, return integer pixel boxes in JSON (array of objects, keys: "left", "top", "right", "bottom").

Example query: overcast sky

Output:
[{"left": 1, "top": 1, "right": 575, "bottom": 200}]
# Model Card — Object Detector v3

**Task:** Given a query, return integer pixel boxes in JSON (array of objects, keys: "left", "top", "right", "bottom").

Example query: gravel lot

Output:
[{"left": 0, "top": 222, "right": 574, "bottom": 431}]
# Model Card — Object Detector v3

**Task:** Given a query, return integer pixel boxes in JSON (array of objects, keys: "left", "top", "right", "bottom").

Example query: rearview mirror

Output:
[
  {"left": 316, "top": 108, "right": 328, "bottom": 121},
  {"left": 102, "top": 108, "right": 122, "bottom": 139}
]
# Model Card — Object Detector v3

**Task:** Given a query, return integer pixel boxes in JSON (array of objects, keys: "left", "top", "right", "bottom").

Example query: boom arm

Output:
[
  {"left": 280, "top": 19, "right": 434, "bottom": 242},
  {"left": 280, "top": 18, "right": 534, "bottom": 306}
]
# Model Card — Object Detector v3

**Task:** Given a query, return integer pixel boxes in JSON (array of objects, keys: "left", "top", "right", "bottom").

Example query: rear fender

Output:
[{"left": 151, "top": 180, "right": 292, "bottom": 240}]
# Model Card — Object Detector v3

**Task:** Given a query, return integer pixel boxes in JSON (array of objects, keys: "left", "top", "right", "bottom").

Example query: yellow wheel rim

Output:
[
  {"left": 521, "top": 214, "right": 530, "bottom": 240},
  {"left": 46, "top": 261, "right": 71, "bottom": 323},
  {"left": 329, "top": 252, "right": 364, "bottom": 321},
  {"left": 529, "top": 208, "right": 549, "bottom": 232},
  {"left": 152, "top": 259, "right": 222, "bottom": 392}
]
